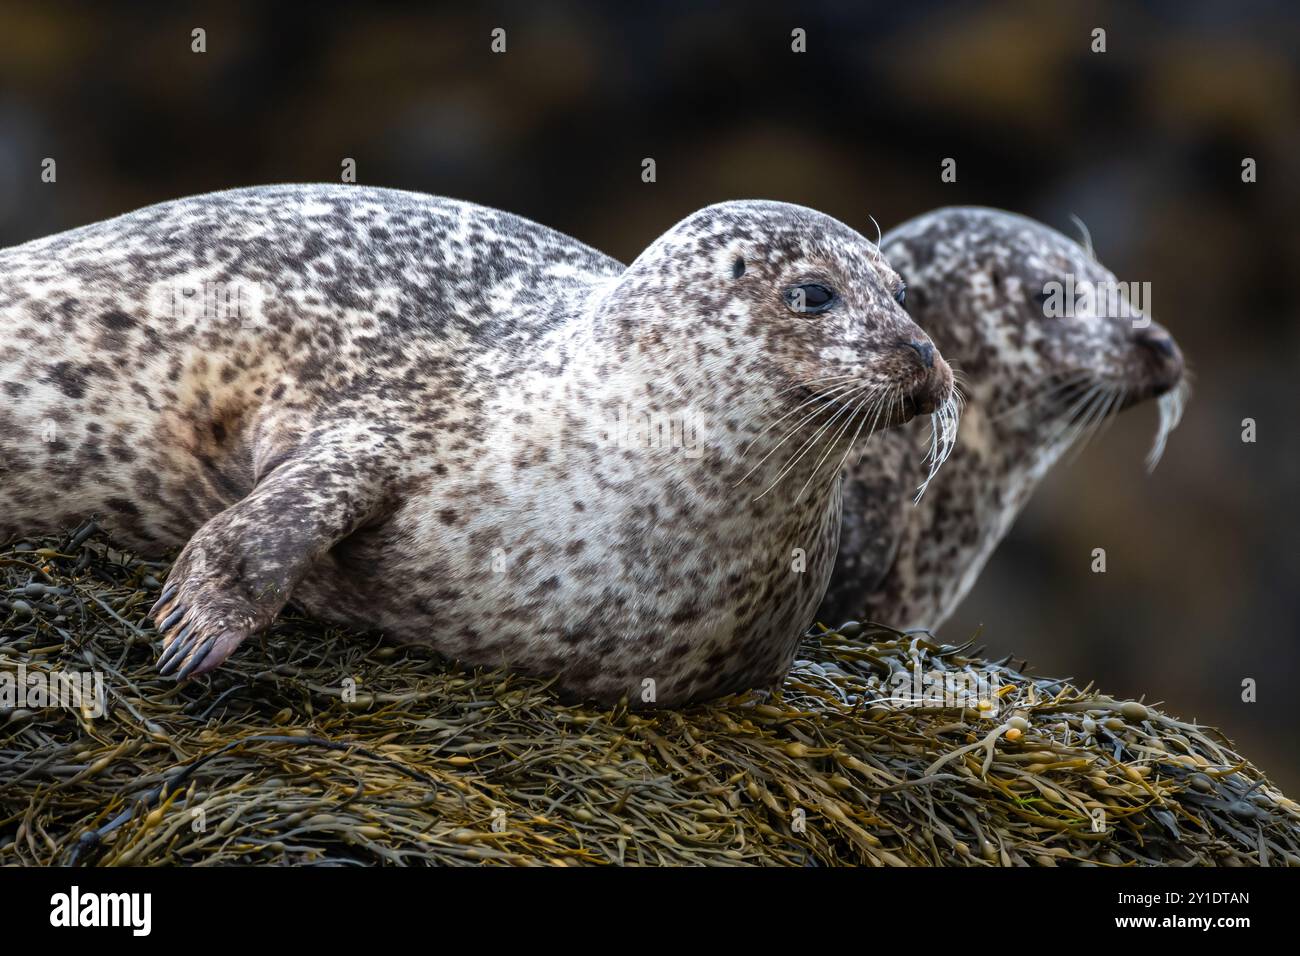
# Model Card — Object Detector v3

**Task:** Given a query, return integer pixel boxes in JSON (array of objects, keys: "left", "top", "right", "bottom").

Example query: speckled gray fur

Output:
[
  {"left": 820, "top": 207, "right": 1185, "bottom": 629},
  {"left": 0, "top": 184, "right": 952, "bottom": 704}
]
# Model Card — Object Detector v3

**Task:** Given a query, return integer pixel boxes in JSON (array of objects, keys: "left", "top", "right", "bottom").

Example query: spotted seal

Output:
[
  {"left": 819, "top": 207, "right": 1187, "bottom": 628},
  {"left": 0, "top": 184, "right": 955, "bottom": 705}
]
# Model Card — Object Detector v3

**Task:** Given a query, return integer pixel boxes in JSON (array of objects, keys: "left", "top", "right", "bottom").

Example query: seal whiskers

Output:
[
  {"left": 1067, "top": 383, "right": 1126, "bottom": 464},
  {"left": 915, "top": 388, "right": 962, "bottom": 502},
  {"left": 818, "top": 386, "right": 895, "bottom": 500},
  {"left": 1147, "top": 378, "right": 1190, "bottom": 471},
  {"left": 989, "top": 370, "right": 1094, "bottom": 423},
  {"left": 735, "top": 377, "right": 867, "bottom": 477},
  {"left": 793, "top": 386, "right": 884, "bottom": 502},
  {"left": 753, "top": 381, "right": 876, "bottom": 501}
]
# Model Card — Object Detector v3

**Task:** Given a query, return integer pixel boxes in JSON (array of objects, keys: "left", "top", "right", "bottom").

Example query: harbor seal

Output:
[
  {"left": 0, "top": 184, "right": 955, "bottom": 705},
  {"left": 819, "top": 207, "right": 1187, "bottom": 628}
]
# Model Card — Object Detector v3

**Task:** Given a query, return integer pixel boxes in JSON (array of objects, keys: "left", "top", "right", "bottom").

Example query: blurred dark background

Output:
[{"left": 1, "top": 1, "right": 1295, "bottom": 787}]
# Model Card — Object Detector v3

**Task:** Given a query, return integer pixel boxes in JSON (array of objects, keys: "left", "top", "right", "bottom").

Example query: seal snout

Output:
[
  {"left": 905, "top": 372, "right": 947, "bottom": 416},
  {"left": 1133, "top": 323, "right": 1185, "bottom": 397},
  {"left": 896, "top": 339, "right": 952, "bottom": 420}
]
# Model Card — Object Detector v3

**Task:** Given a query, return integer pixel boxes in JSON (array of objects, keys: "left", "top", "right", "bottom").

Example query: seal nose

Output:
[
  {"left": 903, "top": 340, "right": 935, "bottom": 369},
  {"left": 1133, "top": 325, "right": 1185, "bottom": 395},
  {"left": 1134, "top": 326, "right": 1184, "bottom": 370},
  {"left": 1137, "top": 328, "right": 1176, "bottom": 358}
]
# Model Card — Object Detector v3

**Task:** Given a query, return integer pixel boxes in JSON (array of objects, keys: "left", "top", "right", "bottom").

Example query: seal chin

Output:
[
  {"left": 897, "top": 394, "right": 931, "bottom": 423},
  {"left": 891, "top": 386, "right": 948, "bottom": 426},
  {"left": 1143, "top": 365, "right": 1186, "bottom": 402},
  {"left": 1114, "top": 325, "right": 1186, "bottom": 411}
]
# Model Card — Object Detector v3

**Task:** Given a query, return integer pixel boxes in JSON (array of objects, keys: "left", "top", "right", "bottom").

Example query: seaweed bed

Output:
[{"left": 2, "top": 523, "right": 1297, "bottom": 866}]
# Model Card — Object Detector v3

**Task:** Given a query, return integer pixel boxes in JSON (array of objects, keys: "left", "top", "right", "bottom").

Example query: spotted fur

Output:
[
  {"left": 819, "top": 207, "right": 1186, "bottom": 628},
  {"left": 0, "top": 184, "right": 952, "bottom": 704}
]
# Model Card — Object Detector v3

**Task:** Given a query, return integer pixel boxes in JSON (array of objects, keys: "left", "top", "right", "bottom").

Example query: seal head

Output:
[
  {"left": 820, "top": 206, "right": 1187, "bottom": 628},
  {"left": 605, "top": 200, "right": 954, "bottom": 436}
]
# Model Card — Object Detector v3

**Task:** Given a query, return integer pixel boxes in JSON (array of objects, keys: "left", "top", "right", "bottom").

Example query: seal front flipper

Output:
[{"left": 149, "top": 439, "right": 390, "bottom": 680}]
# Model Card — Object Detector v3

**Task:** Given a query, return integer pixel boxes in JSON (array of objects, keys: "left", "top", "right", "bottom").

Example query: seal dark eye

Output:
[
  {"left": 894, "top": 285, "right": 907, "bottom": 306},
  {"left": 731, "top": 256, "right": 746, "bottom": 279},
  {"left": 784, "top": 283, "right": 837, "bottom": 314}
]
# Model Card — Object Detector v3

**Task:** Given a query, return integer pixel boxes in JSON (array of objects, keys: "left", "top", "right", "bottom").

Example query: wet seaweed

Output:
[{"left": 1, "top": 524, "right": 1296, "bottom": 866}]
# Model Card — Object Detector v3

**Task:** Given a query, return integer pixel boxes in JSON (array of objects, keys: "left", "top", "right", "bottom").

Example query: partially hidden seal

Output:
[
  {"left": 0, "top": 184, "right": 955, "bottom": 705},
  {"left": 819, "top": 206, "right": 1188, "bottom": 629}
]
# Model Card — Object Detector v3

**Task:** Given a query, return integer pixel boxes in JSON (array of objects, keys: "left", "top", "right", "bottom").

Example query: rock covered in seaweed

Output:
[{"left": 1, "top": 525, "right": 1297, "bottom": 866}]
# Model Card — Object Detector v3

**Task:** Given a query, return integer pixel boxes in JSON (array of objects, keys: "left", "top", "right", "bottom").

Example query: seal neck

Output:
[{"left": 887, "top": 398, "right": 1073, "bottom": 628}]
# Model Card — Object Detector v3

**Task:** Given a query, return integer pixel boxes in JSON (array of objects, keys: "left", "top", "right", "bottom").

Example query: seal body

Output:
[
  {"left": 820, "top": 207, "right": 1186, "bottom": 629},
  {"left": 0, "top": 184, "right": 952, "bottom": 704}
]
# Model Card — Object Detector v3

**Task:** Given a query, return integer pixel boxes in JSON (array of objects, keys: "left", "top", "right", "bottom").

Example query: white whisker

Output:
[
  {"left": 914, "top": 389, "right": 961, "bottom": 503},
  {"left": 771, "top": 372, "right": 859, "bottom": 400},
  {"left": 734, "top": 379, "right": 863, "bottom": 485},
  {"left": 794, "top": 392, "right": 873, "bottom": 502},
  {"left": 990, "top": 372, "right": 1093, "bottom": 422},
  {"left": 1069, "top": 213, "right": 1096, "bottom": 262},
  {"left": 854, "top": 387, "right": 894, "bottom": 466},
  {"left": 1146, "top": 379, "right": 1190, "bottom": 472},
  {"left": 753, "top": 383, "right": 872, "bottom": 501},
  {"left": 827, "top": 392, "right": 881, "bottom": 492},
  {"left": 1043, "top": 382, "right": 1103, "bottom": 449},
  {"left": 1063, "top": 384, "right": 1119, "bottom": 465}
]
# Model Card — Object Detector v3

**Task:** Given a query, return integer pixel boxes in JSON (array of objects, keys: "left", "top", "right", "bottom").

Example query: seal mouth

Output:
[
  {"left": 900, "top": 394, "right": 936, "bottom": 420},
  {"left": 1118, "top": 373, "right": 1183, "bottom": 412},
  {"left": 892, "top": 361, "right": 953, "bottom": 428}
]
